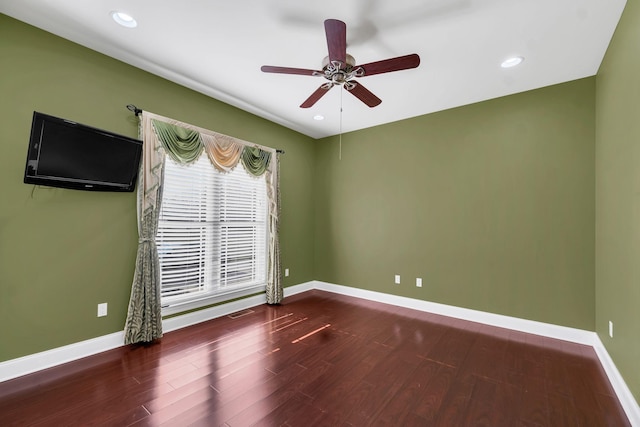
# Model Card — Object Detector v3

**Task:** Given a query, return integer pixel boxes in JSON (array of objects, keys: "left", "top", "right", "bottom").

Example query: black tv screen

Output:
[{"left": 24, "top": 112, "right": 142, "bottom": 192}]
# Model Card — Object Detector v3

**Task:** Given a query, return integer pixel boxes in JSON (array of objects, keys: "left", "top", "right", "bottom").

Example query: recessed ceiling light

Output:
[
  {"left": 111, "top": 11, "right": 137, "bottom": 28},
  {"left": 501, "top": 56, "right": 524, "bottom": 68},
  {"left": 313, "top": 115, "right": 325, "bottom": 121}
]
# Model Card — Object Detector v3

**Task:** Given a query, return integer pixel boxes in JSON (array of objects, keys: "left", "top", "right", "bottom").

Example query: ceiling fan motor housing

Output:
[{"left": 320, "top": 54, "right": 362, "bottom": 86}]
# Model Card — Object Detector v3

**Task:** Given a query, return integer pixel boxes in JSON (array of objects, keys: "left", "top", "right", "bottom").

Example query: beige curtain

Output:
[
  {"left": 123, "top": 112, "right": 165, "bottom": 344},
  {"left": 124, "top": 112, "right": 283, "bottom": 344},
  {"left": 265, "top": 154, "right": 283, "bottom": 304}
]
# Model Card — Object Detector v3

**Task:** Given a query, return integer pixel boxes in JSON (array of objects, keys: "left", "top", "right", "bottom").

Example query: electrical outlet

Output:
[
  {"left": 416, "top": 278, "right": 422, "bottom": 287},
  {"left": 395, "top": 275, "right": 401, "bottom": 285},
  {"left": 285, "top": 268, "right": 289, "bottom": 277},
  {"left": 97, "top": 303, "right": 108, "bottom": 317},
  {"left": 609, "top": 321, "right": 613, "bottom": 338}
]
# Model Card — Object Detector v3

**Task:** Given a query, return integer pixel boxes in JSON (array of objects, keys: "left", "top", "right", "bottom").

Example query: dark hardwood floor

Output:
[{"left": 0, "top": 290, "right": 630, "bottom": 426}]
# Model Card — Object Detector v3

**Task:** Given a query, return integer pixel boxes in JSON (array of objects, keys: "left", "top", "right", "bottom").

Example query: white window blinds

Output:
[{"left": 156, "top": 153, "right": 268, "bottom": 310}]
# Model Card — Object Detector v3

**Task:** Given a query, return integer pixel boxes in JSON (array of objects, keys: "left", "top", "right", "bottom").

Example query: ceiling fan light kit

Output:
[{"left": 261, "top": 19, "right": 420, "bottom": 109}]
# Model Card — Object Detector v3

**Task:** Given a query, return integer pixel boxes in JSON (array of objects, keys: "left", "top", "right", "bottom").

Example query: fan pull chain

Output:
[{"left": 339, "top": 87, "right": 343, "bottom": 161}]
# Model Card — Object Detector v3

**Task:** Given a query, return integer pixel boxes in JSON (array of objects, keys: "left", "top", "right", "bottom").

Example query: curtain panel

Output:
[
  {"left": 265, "top": 155, "right": 283, "bottom": 304},
  {"left": 124, "top": 112, "right": 283, "bottom": 344},
  {"left": 124, "top": 113, "right": 165, "bottom": 344}
]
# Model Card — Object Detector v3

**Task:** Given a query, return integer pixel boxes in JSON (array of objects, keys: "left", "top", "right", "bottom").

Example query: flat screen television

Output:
[{"left": 24, "top": 111, "right": 143, "bottom": 192}]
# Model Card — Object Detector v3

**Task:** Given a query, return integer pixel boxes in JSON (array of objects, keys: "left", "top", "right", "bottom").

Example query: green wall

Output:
[
  {"left": 596, "top": 0, "right": 640, "bottom": 402},
  {"left": 315, "top": 78, "right": 596, "bottom": 330},
  {"left": 0, "top": 15, "right": 316, "bottom": 362}
]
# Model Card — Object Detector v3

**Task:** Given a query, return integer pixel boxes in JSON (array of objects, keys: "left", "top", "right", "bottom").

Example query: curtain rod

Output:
[{"left": 126, "top": 104, "right": 285, "bottom": 154}]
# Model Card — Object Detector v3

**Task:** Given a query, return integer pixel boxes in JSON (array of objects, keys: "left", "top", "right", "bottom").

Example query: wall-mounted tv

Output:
[{"left": 24, "top": 111, "right": 142, "bottom": 192}]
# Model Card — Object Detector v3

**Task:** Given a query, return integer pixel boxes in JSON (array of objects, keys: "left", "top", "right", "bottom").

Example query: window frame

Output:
[{"left": 156, "top": 153, "right": 269, "bottom": 316}]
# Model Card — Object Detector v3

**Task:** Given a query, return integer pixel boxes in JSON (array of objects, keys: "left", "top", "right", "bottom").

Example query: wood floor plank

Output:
[
  {"left": 517, "top": 373, "right": 550, "bottom": 425},
  {"left": 224, "top": 368, "right": 316, "bottom": 426},
  {"left": 463, "top": 377, "right": 520, "bottom": 426},
  {"left": 345, "top": 348, "right": 421, "bottom": 425},
  {"left": 548, "top": 392, "right": 583, "bottom": 427},
  {"left": 411, "top": 361, "right": 458, "bottom": 423},
  {"left": 191, "top": 362, "right": 308, "bottom": 424},
  {"left": 374, "top": 358, "right": 443, "bottom": 426},
  {"left": 248, "top": 392, "right": 325, "bottom": 427},
  {"left": 424, "top": 325, "right": 478, "bottom": 368},
  {"left": 0, "top": 290, "right": 630, "bottom": 426},
  {"left": 432, "top": 375, "right": 476, "bottom": 427},
  {"left": 298, "top": 338, "right": 380, "bottom": 400},
  {"left": 303, "top": 343, "right": 391, "bottom": 425}
]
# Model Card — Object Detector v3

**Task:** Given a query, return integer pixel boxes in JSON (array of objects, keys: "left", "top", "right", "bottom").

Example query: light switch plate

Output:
[{"left": 97, "top": 303, "right": 108, "bottom": 317}]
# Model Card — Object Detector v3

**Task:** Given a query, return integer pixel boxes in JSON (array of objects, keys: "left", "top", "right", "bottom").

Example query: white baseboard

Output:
[
  {"left": 283, "top": 281, "right": 315, "bottom": 297},
  {"left": 592, "top": 335, "right": 640, "bottom": 425},
  {"left": 312, "top": 281, "right": 597, "bottom": 345},
  {"left": 1, "top": 279, "right": 637, "bottom": 425},
  {"left": 0, "top": 331, "right": 124, "bottom": 384}
]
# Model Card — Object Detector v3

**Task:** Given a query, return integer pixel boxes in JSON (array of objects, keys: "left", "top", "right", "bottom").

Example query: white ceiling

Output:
[{"left": 1, "top": 0, "right": 627, "bottom": 139}]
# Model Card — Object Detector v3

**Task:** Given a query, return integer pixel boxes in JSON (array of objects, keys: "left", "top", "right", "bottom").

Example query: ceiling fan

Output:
[{"left": 261, "top": 19, "right": 420, "bottom": 108}]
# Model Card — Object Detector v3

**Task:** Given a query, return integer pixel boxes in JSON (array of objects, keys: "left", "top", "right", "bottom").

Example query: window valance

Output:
[{"left": 151, "top": 119, "right": 271, "bottom": 176}]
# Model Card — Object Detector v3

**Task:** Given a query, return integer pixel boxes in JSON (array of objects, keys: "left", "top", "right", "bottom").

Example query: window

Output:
[{"left": 156, "top": 153, "right": 268, "bottom": 314}]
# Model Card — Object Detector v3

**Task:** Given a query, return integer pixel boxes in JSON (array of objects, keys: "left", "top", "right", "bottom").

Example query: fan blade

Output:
[
  {"left": 300, "top": 84, "right": 333, "bottom": 108},
  {"left": 345, "top": 82, "right": 381, "bottom": 107},
  {"left": 357, "top": 53, "right": 420, "bottom": 77},
  {"left": 261, "top": 65, "right": 321, "bottom": 76},
  {"left": 325, "top": 19, "right": 347, "bottom": 65}
]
